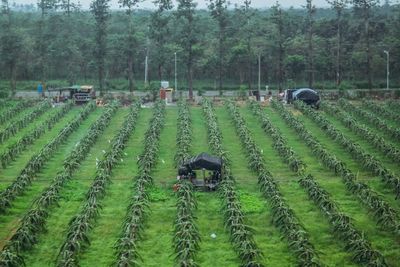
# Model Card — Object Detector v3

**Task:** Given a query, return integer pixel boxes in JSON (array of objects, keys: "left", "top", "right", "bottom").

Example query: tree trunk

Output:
[
  {"left": 10, "top": 63, "right": 17, "bottom": 96},
  {"left": 158, "top": 63, "right": 162, "bottom": 81},
  {"left": 247, "top": 39, "right": 252, "bottom": 92},
  {"left": 188, "top": 64, "right": 193, "bottom": 100},
  {"left": 307, "top": 0, "right": 314, "bottom": 88},
  {"left": 127, "top": 16, "right": 135, "bottom": 93},
  {"left": 365, "top": 17, "right": 372, "bottom": 89},
  {"left": 278, "top": 26, "right": 284, "bottom": 91},
  {"left": 239, "top": 68, "right": 244, "bottom": 84},
  {"left": 336, "top": 10, "right": 342, "bottom": 87},
  {"left": 188, "top": 45, "right": 193, "bottom": 100},
  {"left": 218, "top": 30, "right": 223, "bottom": 90},
  {"left": 308, "top": 23, "right": 314, "bottom": 88},
  {"left": 99, "top": 63, "right": 104, "bottom": 96},
  {"left": 128, "top": 55, "right": 134, "bottom": 92}
]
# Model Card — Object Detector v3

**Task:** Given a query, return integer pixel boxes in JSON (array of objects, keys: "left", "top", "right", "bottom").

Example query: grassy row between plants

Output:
[
  {"left": 0, "top": 102, "right": 74, "bottom": 169},
  {"left": 246, "top": 101, "right": 389, "bottom": 265},
  {"left": 20, "top": 108, "right": 128, "bottom": 266},
  {"left": 266, "top": 104, "right": 400, "bottom": 264},
  {"left": 79, "top": 108, "right": 152, "bottom": 266},
  {"left": 0, "top": 102, "right": 96, "bottom": 214},
  {"left": 0, "top": 103, "right": 120, "bottom": 265}
]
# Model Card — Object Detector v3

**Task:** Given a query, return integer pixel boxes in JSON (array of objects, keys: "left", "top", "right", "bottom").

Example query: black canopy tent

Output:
[
  {"left": 178, "top": 152, "right": 223, "bottom": 190},
  {"left": 181, "top": 152, "right": 222, "bottom": 171},
  {"left": 292, "top": 88, "right": 320, "bottom": 105}
]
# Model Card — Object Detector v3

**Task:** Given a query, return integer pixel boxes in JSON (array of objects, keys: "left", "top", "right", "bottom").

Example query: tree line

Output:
[{"left": 0, "top": 0, "right": 399, "bottom": 97}]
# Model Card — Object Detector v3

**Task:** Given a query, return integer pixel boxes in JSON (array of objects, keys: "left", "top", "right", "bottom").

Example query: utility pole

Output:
[
  {"left": 144, "top": 26, "right": 150, "bottom": 87},
  {"left": 144, "top": 49, "right": 148, "bottom": 86},
  {"left": 384, "top": 50, "right": 389, "bottom": 90},
  {"left": 258, "top": 54, "right": 261, "bottom": 100},
  {"left": 175, "top": 52, "right": 177, "bottom": 92}
]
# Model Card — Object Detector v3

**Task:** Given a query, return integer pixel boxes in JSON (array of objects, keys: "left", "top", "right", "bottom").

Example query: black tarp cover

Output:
[
  {"left": 293, "top": 88, "right": 320, "bottom": 104},
  {"left": 181, "top": 152, "right": 222, "bottom": 171}
]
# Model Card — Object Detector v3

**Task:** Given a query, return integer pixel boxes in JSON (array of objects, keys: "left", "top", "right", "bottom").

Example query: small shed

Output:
[{"left": 159, "top": 81, "right": 174, "bottom": 103}]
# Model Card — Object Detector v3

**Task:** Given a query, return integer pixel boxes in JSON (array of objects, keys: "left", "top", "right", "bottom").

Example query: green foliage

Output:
[
  {"left": 237, "top": 190, "right": 264, "bottom": 214},
  {"left": 114, "top": 100, "right": 166, "bottom": 266},
  {"left": 238, "top": 85, "right": 247, "bottom": 99},
  {"left": 339, "top": 81, "right": 355, "bottom": 90},
  {"left": 0, "top": 100, "right": 50, "bottom": 143},
  {"left": 148, "top": 186, "right": 170, "bottom": 202},
  {"left": 0, "top": 89, "right": 8, "bottom": 98},
  {"left": 0, "top": 101, "right": 73, "bottom": 169},
  {"left": 0, "top": 101, "right": 117, "bottom": 265},
  {"left": 317, "top": 99, "right": 400, "bottom": 199},
  {"left": 1, "top": 5, "right": 400, "bottom": 90},
  {"left": 91, "top": 0, "right": 111, "bottom": 93},
  {"left": 202, "top": 99, "right": 264, "bottom": 266},
  {"left": 271, "top": 100, "right": 395, "bottom": 265},
  {"left": 0, "top": 102, "right": 96, "bottom": 214},
  {"left": 280, "top": 100, "right": 400, "bottom": 235},
  {"left": 226, "top": 100, "right": 319, "bottom": 266},
  {"left": 57, "top": 101, "right": 140, "bottom": 266}
]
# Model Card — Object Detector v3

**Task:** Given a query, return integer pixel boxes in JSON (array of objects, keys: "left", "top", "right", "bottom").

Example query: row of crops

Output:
[
  {"left": 272, "top": 100, "right": 400, "bottom": 236},
  {"left": 0, "top": 98, "right": 399, "bottom": 266},
  {"left": 173, "top": 100, "right": 200, "bottom": 266},
  {"left": 262, "top": 101, "right": 389, "bottom": 265}
]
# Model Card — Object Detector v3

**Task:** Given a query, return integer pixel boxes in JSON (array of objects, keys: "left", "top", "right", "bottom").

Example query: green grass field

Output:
[{"left": 0, "top": 99, "right": 399, "bottom": 266}]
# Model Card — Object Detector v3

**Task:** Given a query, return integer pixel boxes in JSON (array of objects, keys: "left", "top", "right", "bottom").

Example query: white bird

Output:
[
  {"left": 102, "top": 150, "right": 106, "bottom": 154},
  {"left": 124, "top": 152, "right": 128, "bottom": 156},
  {"left": 260, "top": 149, "right": 263, "bottom": 154},
  {"left": 120, "top": 158, "right": 124, "bottom": 162},
  {"left": 108, "top": 139, "right": 111, "bottom": 143},
  {"left": 161, "top": 159, "right": 165, "bottom": 164},
  {"left": 210, "top": 233, "right": 217, "bottom": 239}
]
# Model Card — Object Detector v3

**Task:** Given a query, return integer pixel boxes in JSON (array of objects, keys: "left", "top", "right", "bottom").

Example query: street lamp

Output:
[
  {"left": 144, "top": 48, "right": 148, "bottom": 86},
  {"left": 258, "top": 54, "right": 261, "bottom": 94},
  {"left": 174, "top": 52, "right": 177, "bottom": 92},
  {"left": 384, "top": 50, "right": 389, "bottom": 90}
]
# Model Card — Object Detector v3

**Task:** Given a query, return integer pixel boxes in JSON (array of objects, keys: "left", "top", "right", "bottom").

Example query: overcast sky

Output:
[{"left": 13, "top": 0, "right": 334, "bottom": 10}]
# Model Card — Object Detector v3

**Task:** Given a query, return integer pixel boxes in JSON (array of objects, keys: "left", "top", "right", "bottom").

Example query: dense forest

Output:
[{"left": 0, "top": 0, "right": 399, "bottom": 95}]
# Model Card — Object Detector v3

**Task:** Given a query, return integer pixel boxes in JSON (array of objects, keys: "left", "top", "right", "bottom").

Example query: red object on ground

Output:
[
  {"left": 160, "top": 89, "right": 166, "bottom": 99},
  {"left": 173, "top": 183, "right": 180, "bottom": 192}
]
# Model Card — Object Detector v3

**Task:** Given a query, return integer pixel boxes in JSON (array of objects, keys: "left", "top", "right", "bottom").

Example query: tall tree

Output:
[
  {"left": 58, "top": 0, "right": 79, "bottom": 16},
  {"left": 176, "top": 0, "right": 198, "bottom": 99},
  {"left": 208, "top": 0, "right": 228, "bottom": 90},
  {"left": 119, "top": 0, "right": 139, "bottom": 92},
  {"left": 36, "top": 0, "right": 56, "bottom": 82},
  {"left": 305, "top": 0, "right": 316, "bottom": 88},
  {"left": 327, "top": 0, "right": 348, "bottom": 87},
  {"left": 271, "top": 1, "right": 286, "bottom": 91},
  {"left": 150, "top": 0, "right": 173, "bottom": 82},
  {"left": 1, "top": 0, "right": 21, "bottom": 95},
  {"left": 353, "top": 0, "right": 379, "bottom": 89},
  {"left": 91, "top": 0, "right": 110, "bottom": 94},
  {"left": 234, "top": 0, "right": 254, "bottom": 91},
  {"left": 57, "top": 0, "right": 81, "bottom": 85}
]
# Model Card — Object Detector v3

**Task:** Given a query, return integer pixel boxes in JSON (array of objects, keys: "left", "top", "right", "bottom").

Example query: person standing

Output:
[{"left": 37, "top": 82, "right": 43, "bottom": 98}]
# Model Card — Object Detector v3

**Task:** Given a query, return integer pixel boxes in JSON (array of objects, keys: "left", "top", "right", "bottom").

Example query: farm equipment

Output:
[
  {"left": 48, "top": 85, "right": 96, "bottom": 104},
  {"left": 177, "top": 152, "right": 222, "bottom": 191}
]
